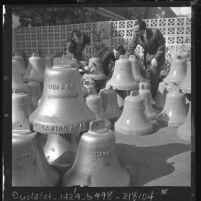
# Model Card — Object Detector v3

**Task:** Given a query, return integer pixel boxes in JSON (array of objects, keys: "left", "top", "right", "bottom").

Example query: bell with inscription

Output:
[
  {"left": 29, "top": 67, "right": 95, "bottom": 134},
  {"left": 12, "top": 59, "right": 29, "bottom": 94},
  {"left": 24, "top": 53, "right": 45, "bottom": 83},
  {"left": 86, "top": 94, "right": 111, "bottom": 129},
  {"left": 106, "top": 55, "right": 139, "bottom": 91},
  {"left": 139, "top": 82, "right": 158, "bottom": 120},
  {"left": 115, "top": 91, "right": 154, "bottom": 135},
  {"left": 99, "top": 87, "right": 121, "bottom": 125},
  {"left": 27, "top": 82, "right": 42, "bottom": 113},
  {"left": 156, "top": 86, "right": 188, "bottom": 127},
  {"left": 179, "top": 61, "right": 191, "bottom": 94},
  {"left": 12, "top": 93, "right": 59, "bottom": 186},
  {"left": 163, "top": 57, "right": 187, "bottom": 85},
  {"left": 63, "top": 120, "right": 131, "bottom": 187},
  {"left": 128, "top": 55, "right": 146, "bottom": 82},
  {"left": 12, "top": 53, "right": 26, "bottom": 76},
  {"left": 177, "top": 98, "right": 191, "bottom": 142}
]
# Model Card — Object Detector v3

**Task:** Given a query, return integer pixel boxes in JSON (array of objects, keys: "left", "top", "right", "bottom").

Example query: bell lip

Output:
[
  {"left": 12, "top": 130, "right": 36, "bottom": 136},
  {"left": 110, "top": 84, "right": 139, "bottom": 91}
]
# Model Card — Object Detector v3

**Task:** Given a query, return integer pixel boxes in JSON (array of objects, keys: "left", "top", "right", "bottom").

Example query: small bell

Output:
[
  {"left": 12, "top": 53, "right": 26, "bottom": 75},
  {"left": 163, "top": 57, "right": 187, "bottom": 85},
  {"left": 179, "top": 61, "right": 191, "bottom": 94},
  {"left": 12, "top": 132, "right": 60, "bottom": 186},
  {"left": 27, "top": 82, "right": 42, "bottom": 113},
  {"left": 63, "top": 120, "right": 131, "bottom": 187},
  {"left": 115, "top": 91, "right": 154, "bottom": 135},
  {"left": 107, "top": 55, "right": 139, "bottom": 91},
  {"left": 139, "top": 82, "right": 158, "bottom": 121},
  {"left": 156, "top": 86, "right": 188, "bottom": 127},
  {"left": 29, "top": 67, "right": 95, "bottom": 134},
  {"left": 128, "top": 55, "right": 146, "bottom": 82},
  {"left": 99, "top": 87, "right": 121, "bottom": 124},
  {"left": 86, "top": 94, "right": 111, "bottom": 129},
  {"left": 12, "top": 59, "right": 29, "bottom": 94},
  {"left": 83, "top": 79, "right": 97, "bottom": 95}
]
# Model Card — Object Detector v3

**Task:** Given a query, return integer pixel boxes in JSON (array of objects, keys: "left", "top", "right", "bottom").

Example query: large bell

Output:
[
  {"left": 12, "top": 93, "right": 31, "bottom": 132},
  {"left": 63, "top": 120, "right": 131, "bottom": 187},
  {"left": 128, "top": 55, "right": 146, "bottom": 82},
  {"left": 27, "top": 82, "right": 42, "bottom": 113},
  {"left": 106, "top": 55, "right": 139, "bottom": 91},
  {"left": 43, "top": 133, "right": 79, "bottom": 173},
  {"left": 156, "top": 87, "right": 188, "bottom": 127},
  {"left": 86, "top": 94, "right": 111, "bottom": 129},
  {"left": 177, "top": 100, "right": 191, "bottom": 142},
  {"left": 29, "top": 67, "right": 95, "bottom": 134},
  {"left": 99, "top": 87, "right": 121, "bottom": 124},
  {"left": 139, "top": 82, "right": 158, "bottom": 121},
  {"left": 115, "top": 91, "right": 154, "bottom": 135},
  {"left": 12, "top": 59, "right": 29, "bottom": 94},
  {"left": 12, "top": 53, "right": 26, "bottom": 75},
  {"left": 163, "top": 57, "right": 187, "bottom": 85},
  {"left": 179, "top": 61, "right": 191, "bottom": 94},
  {"left": 12, "top": 132, "right": 60, "bottom": 186},
  {"left": 25, "top": 53, "right": 45, "bottom": 83}
]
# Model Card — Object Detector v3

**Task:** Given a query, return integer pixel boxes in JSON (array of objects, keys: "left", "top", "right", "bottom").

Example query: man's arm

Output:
[
  {"left": 125, "top": 32, "right": 138, "bottom": 57},
  {"left": 154, "top": 29, "right": 166, "bottom": 61}
]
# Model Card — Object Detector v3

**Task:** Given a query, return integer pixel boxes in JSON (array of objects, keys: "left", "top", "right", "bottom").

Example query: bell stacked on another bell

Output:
[
  {"left": 29, "top": 67, "right": 95, "bottom": 171},
  {"left": 106, "top": 55, "right": 139, "bottom": 108},
  {"left": 27, "top": 82, "right": 42, "bottom": 113},
  {"left": 139, "top": 82, "right": 158, "bottom": 121},
  {"left": 115, "top": 91, "right": 154, "bottom": 135},
  {"left": 86, "top": 93, "right": 111, "bottom": 129},
  {"left": 128, "top": 55, "right": 146, "bottom": 82},
  {"left": 12, "top": 93, "right": 59, "bottom": 186},
  {"left": 63, "top": 120, "right": 131, "bottom": 187},
  {"left": 83, "top": 57, "right": 107, "bottom": 92},
  {"left": 99, "top": 87, "right": 122, "bottom": 128},
  {"left": 163, "top": 56, "right": 187, "bottom": 85},
  {"left": 156, "top": 86, "right": 188, "bottom": 127},
  {"left": 12, "top": 59, "right": 29, "bottom": 94},
  {"left": 12, "top": 53, "right": 26, "bottom": 76}
]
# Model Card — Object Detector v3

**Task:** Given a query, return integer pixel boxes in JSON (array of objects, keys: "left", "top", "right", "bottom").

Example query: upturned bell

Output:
[
  {"left": 156, "top": 87, "right": 188, "bottom": 127},
  {"left": 139, "top": 82, "right": 158, "bottom": 121},
  {"left": 128, "top": 55, "right": 146, "bottom": 82},
  {"left": 63, "top": 120, "right": 131, "bottom": 187},
  {"left": 12, "top": 59, "right": 29, "bottom": 94},
  {"left": 115, "top": 91, "right": 154, "bottom": 135},
  {"left": 29, "top": 67, "right": 95, "bottom": 134},
  {"left": 163, "top": 57, "right": 187, "bottom": 85},
  {"left": 107, "top": 55, "right": 139, "bottom": 91},
  {"left": 12, "top": 132, "right": 59, "bottom": 186}
]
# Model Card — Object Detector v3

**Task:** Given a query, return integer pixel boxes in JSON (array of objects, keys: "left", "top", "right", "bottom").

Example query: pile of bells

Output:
[{"left": 12, "top": 52, "right": 192, "bottom": 187}]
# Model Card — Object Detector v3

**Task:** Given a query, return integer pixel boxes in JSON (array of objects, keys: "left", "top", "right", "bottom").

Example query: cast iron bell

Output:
[
  {"left": 99, "top": 87, "right": 121, "bottom": 124},
  {"left": 12, "top": 53, "right": 26, "bottom": 75},
  {"left": 12, "top": 132, "right": 60, "bottom": 186},
  {"left": 156, "top": 86, "right": 188, "bottom": 127},
  {"left": 177, "top": 100, "right": 191, "bottom": 142},
  {"left": 163, "top": 57, "right": 187, "bottom": 85},
  {"left": 43, "top": 133, "right": 79, "bottom": 172},
  {"left": 106, "top": 55, "right": 139, "bottom": 91},
  {"left": 25, "top": 53, "right": 45, "bottom": 83},
  {"left": 29, "top": 67, "right": 95, "bottom": 134},
  {"left": 128, "top": 55, "right": 146, "bottom": 82},
  {"left": 115, "top": 91, "right": 154, "bottom": 135},
  {"left": 86, "top": 94, "right": 111, "bottom": 129},
  {"left": 63, "top": 120, "right": 131, "bottom": 187},
  {"left": 179, "top": 61, "right": 191, "bottom": 94},
  {"left": 139, "top": 82, "right": 158, "bottom": 121},
  {"left": 12, "top": 59, "right": 29, "bottom": 94},
  {"left": 27, "top": 82, "right": 42, "bottom": 113}
]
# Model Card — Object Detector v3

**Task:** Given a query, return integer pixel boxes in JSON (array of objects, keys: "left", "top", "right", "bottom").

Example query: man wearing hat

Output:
[{"left": 126, "top": 19, "right": 166, "bottom": 98}]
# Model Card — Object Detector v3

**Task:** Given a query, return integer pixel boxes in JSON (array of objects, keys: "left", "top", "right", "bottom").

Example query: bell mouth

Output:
[{"left": 12, "top": 130, "right": 36, "bottom": 136}]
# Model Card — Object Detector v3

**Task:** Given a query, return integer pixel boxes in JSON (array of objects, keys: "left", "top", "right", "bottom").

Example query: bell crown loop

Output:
[
  {"left": 130, "top": 90, "right": 139, "bottom": 96},
  {"left": 119, "top": 55, "right": 128, "bottom": 59},
  {"left": 89, "top": 120, "right": 108, "bottom": 133}
]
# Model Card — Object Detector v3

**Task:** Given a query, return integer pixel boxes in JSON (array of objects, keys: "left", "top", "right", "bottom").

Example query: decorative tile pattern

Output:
[{"left": 14, "top": 17, "right": 191, "bottom": 64}]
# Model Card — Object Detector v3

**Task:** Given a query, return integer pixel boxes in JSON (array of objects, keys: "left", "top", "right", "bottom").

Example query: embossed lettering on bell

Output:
[{"left": 29, "top": 67, "right": 95, "bottom": 134}]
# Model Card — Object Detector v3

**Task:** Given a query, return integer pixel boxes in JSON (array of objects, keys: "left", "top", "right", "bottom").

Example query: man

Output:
[
  {"left": 126, "top": 19, "right": 166, "bottom": 98},
  {"left": 103, "top": 44, "right": 126, "bottom": 78}
]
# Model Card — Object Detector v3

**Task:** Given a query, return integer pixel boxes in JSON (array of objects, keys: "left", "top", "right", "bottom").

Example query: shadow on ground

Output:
[{"left": 116, "top": 143, "right": 191, "bottom": 186}]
